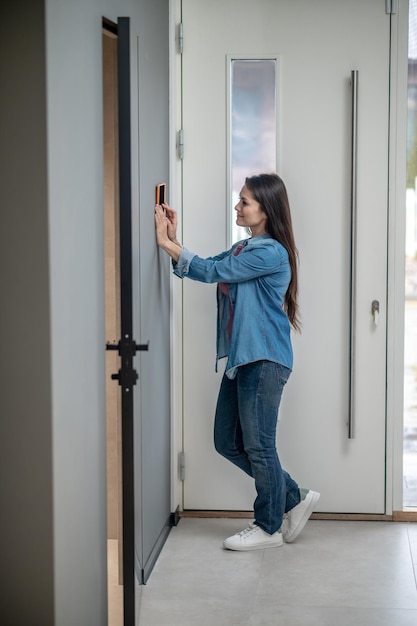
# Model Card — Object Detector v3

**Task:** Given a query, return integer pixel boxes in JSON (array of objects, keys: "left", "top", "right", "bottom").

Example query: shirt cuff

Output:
[{"left": 172, "top": 247, "right": 197, "bottom": 277}]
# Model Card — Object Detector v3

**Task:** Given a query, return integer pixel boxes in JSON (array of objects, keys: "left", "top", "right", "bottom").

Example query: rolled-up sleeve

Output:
[
  {"left": 172, "top": 238, "right": 286, "bottom": 284},
  {"left": 187, "top": 245, "right": 284, "bottom": 284},
  {"left": 172, "top": 247, "right": 197, "bottom": 278}
]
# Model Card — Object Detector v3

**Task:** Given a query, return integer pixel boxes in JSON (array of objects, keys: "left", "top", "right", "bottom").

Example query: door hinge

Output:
[
  {"left": 178, "top": 128, "right": 184, "bottom": 159},
  {"left": 179, "top": 452, "right": 185, "bottom": 481},
  {"left": 385, "top": 0, "right": 397, "bottom": 14},
  {"left": 177, "top": 22, "right": 183, "bottom": 54}
]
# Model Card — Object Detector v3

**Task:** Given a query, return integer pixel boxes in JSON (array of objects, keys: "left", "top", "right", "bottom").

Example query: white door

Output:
[{"left": 181, "top": 0, "right": 391, "bottom": 514}]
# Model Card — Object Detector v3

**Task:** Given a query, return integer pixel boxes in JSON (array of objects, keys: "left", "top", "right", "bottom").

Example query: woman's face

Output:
[{"left": 234, "top": 185, "right": 268, "bottom": 236}]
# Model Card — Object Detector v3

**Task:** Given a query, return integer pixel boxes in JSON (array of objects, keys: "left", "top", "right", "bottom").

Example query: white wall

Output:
[{"left": 46, "top": 0, "right": 109, "bottom": 622}]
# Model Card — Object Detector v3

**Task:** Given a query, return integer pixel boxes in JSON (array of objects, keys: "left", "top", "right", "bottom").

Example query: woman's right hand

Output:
[
  {"left": 154, "top": 203, "right": 182, "bottom": 262},
  {"left": 163, "top": 203, "right": 179, "bottom": 243}
]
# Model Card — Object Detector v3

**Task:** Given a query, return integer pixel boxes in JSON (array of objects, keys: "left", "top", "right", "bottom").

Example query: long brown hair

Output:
[{"left": 245, "top": 173, "right": 301, "bottom": 331}]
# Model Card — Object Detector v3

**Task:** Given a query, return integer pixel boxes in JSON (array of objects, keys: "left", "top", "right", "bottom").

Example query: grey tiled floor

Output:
[{"left": 136, "top": 518, "right": 417, "bottom": 626}]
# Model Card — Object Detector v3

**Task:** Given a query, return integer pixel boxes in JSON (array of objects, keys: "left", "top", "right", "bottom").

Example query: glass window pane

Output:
[
  {"left": 404, "top": 0, "right": 417, "bottom": 509},
  {"left": 230, "top": 59, "right": 277, "bottom": 243}
]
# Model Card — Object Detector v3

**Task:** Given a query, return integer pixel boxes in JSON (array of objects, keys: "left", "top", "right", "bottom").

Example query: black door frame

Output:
[
  {"left": 105, "top": 16, "right": 148, "bottom": 626},
  {"left": 116, "top": 16, "right": 135, "bottom": 624}
]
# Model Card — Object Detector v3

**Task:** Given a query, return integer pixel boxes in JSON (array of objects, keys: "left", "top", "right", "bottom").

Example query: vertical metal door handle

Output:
[{"left": 349, "top": 70, "right": 358, "bottom": 440}]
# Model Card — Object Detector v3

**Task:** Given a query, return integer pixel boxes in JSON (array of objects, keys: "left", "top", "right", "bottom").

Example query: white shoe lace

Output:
[{"left": 238, "top": 523, "right": 259, "bottom": 538}]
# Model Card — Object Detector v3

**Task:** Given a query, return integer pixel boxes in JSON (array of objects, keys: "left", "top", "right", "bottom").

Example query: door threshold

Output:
[
  {"left": 311, "top": 513, "right": 392, "bottom": 521},
  {"left": 393, "top": 510, "right": 417, "bottom": 522},
  {"left": 180, "top": 510, "right": 417, "bottom": 522},
  {"left": 181, "top": 510, "right": 253, "bottom": 519}
]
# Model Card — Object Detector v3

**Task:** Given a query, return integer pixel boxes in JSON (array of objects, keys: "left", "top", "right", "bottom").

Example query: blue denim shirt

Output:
[{"left": 173, "top": 233, "right": 293, "bottom": 379}]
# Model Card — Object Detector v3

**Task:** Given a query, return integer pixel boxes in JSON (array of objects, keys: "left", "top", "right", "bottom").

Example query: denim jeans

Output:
[{"left": 214, "top": 360, "right": 300, "bottom": 535}]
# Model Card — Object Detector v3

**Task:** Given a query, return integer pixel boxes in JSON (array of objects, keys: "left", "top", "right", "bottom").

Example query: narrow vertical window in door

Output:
[
  {"left": 229, "top": 59, "right": 278, "bottom": 244},
  {"left": 404, "top": 0, "right": 417, "bottom": 510}
]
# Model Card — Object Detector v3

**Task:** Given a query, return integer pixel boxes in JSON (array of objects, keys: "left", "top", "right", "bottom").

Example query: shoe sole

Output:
[
  {"left": 284, "top": 491, "right": 320, "bottom": 543},
  {"left": 223, "top": 539, "right": 283, "bottom": 551}
]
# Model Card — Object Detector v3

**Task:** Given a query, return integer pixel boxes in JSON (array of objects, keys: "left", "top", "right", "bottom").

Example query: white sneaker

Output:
[
  {"left": 282, "top": 490, "right": 320, "bottom": 543},
  {"left": 223, "top": 523, "right": 283, "bottom": 551}
]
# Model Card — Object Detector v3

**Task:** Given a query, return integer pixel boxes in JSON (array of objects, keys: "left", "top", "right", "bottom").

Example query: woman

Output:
[{"left": 155, "top": 173, "right": 319, "bottom": 551}]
